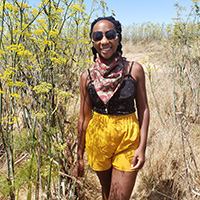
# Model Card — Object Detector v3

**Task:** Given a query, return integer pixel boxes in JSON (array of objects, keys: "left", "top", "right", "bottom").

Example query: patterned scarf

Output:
[{"left": 92, "top": 54, "right": 125, "bottom": 105}]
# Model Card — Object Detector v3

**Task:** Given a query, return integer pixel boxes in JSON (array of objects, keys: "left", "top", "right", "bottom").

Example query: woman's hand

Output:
[
  {"left": 74, "top": 159, "right": 85, "bottom": 181},
  {"left": 130, "top": 147, "right": 145, "bottom": 170}
]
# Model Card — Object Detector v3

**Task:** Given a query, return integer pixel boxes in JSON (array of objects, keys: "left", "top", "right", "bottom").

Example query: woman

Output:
[{"left": 75, "top": 16, "right": 149, "bottom": 200}]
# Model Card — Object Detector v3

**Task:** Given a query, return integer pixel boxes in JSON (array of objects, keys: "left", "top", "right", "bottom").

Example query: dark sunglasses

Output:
[{"left": 92, "top": 29, "right": 118, "bottom": 42}]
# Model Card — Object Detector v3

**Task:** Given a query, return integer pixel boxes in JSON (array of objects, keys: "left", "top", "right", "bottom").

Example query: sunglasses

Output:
[{"left": 92, "top": 30, "right": 118, "bottom": 42}]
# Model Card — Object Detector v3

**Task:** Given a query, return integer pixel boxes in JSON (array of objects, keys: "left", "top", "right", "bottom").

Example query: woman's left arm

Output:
[{"left": 130, "top": 62, "right": 150, "bottom": 170}]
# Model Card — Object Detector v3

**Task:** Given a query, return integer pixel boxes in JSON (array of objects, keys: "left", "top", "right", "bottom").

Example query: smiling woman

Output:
[
  {"left": 91, "top": 20, "right": 119, "bottom": 60},
  {"left": 74, "top": 16, "right": 150, "bottom": 200}
]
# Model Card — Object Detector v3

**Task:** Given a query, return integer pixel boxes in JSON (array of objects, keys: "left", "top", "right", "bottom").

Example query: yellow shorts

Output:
[{"left": 85, "top": 111, "right": 140, "bottom": 172}]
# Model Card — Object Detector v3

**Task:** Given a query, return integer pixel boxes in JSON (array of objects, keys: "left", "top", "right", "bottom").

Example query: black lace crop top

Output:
[{"left": 87, "top": 62, "right": 137, "bottom": 115}]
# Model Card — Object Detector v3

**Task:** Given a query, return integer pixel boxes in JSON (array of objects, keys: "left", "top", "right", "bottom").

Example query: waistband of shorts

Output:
[{"left": 93, "top": 111, "right": 137, "bottom": 121}]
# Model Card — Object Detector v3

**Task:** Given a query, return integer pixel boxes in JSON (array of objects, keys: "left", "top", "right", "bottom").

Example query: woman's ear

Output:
[{"left": 115, "top": 36, "right": 119, "bottom": 45}]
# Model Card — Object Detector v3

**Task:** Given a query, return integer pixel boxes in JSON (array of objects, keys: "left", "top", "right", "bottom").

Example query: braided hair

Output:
[{"left": 90, "top": 16, "right": 123, "bottom": 61}]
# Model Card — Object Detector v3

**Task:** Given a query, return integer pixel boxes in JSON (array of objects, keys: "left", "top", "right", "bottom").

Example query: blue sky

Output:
[
  {"left": 29, "top": 0, "right": 196, "bottom": 26},
  {"left": 101, "top": 0, "right": 193, "bottom": 25}
]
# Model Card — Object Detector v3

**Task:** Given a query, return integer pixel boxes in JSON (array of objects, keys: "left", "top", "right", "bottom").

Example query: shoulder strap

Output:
[
  {"left": 87, "top": 69, "right": 92, "bottom": 81},
  {"left": 87, "top": 69, "right": 93, "bottom": 85},
  {"left": 128, "top": 61, "right": 134, "bottom": 75}
]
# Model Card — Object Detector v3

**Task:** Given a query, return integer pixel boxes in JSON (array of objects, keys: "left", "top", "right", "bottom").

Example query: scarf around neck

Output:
[{"left": 92, "top": 54, "right": 125, "bottom": 105}]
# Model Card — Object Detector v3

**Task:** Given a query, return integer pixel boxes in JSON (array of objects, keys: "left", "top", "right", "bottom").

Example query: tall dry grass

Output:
[{"left": 122, "top": 3, "right": 200, "bottom": 198}]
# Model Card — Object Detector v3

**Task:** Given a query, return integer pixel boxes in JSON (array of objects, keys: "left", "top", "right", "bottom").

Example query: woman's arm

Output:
[
  {"left": 75, "top": 70, "right": 92, "bottom": 179},
  {"left": 130, "top": 62, "right": 150, "bottom": 170}
]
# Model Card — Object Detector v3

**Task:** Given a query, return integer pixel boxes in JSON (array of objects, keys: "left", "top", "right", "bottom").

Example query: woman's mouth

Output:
[{"left": 101, "top": 47, "right": 111, "bottom": 53}]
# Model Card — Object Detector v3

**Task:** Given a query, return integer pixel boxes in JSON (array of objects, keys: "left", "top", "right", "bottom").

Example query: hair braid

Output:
[{"left": 91, "top": 46, "right": 98, "bottom": 61}]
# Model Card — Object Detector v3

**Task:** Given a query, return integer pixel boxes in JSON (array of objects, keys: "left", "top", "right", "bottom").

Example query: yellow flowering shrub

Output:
[{"left": 0, "top": 0, "right": 108, "bottom": 199}]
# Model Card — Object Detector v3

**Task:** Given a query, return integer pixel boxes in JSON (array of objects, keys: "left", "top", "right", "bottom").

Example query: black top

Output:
[{"left": 87, "top": 62, "right": 137, "bottom": 115}]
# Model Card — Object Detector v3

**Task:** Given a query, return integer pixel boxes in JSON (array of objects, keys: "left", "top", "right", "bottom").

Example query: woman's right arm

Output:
[{"left": 75, "top": 70, "right": 92, "bottom": 180}]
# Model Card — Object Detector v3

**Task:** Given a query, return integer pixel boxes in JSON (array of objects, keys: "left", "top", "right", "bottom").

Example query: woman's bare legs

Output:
[
  {"left": 96, "top": 167, "right": 138, "bottom": 200},
  {"left": 108, "top": 168, "right": 138, "bottom": 200},
  {"left": 96, "top": 168, "right": 112, "bottom": 200}
]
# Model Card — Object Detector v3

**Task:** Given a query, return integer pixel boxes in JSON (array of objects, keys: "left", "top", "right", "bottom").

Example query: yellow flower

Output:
[
  {"left": 15, "top": 81, "right": 26, "bottom": 87},
  {"left": 33, "top": 82, "right": 52, "bottom": 94},
  {"left": 17, "top": 49, "right": 33, "bottom": 56},
  {"left": 33, "top": 109, "right": 47, "bottom": 119},
  {"left": 8, "top": 92, "right": 21, "bottom": 98}
]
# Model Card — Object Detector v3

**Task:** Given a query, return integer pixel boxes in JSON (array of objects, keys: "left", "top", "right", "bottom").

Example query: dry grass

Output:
[
  {"left": 122, "top": 40, "right": 165, "bottom": 65},
  {"left": 127, "top": 41, "right": 200, "bottom": 200}
]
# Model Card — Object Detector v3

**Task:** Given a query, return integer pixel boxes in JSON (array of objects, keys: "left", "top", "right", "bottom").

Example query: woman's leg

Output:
[
  {"left": 108, "top": 168, "right": 138, "bottom": 200},
  {"left": 96, "top": 167, "right": 112, "bottom": 200},
  {"left": 96, "top": 167, "right": 137, "bottom": 200}
]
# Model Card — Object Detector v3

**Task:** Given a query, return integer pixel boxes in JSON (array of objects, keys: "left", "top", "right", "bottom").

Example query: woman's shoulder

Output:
[
  {"left": 133, "top": 61, "right": 145, "bottom": 83},
  {"left": 80, "top": 70, "right": 88, "bottom": 81},
  {"left": 80, "top": 67, "right": 93, "bottom": 86},
  {"left": 124, "top": 59, "right": 144, "bottom": 70},
  {"left": 81, "top": 67, "right": 91, "bottom": 79},
  {"left": 125, "top": 60, "right": 144, "bottom": 82},
  {"left": 133, "top": 61, "right": 144, "bottom": 73}
]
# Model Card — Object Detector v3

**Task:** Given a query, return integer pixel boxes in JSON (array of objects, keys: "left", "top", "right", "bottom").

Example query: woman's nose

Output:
[{"left": 100, "top": 35, "right": 109, "bottom": 44}]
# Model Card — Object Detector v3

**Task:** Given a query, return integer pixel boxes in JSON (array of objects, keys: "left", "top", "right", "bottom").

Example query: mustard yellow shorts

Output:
[{"left": 85, "top": 111, "right": 140, "bottom": 172}]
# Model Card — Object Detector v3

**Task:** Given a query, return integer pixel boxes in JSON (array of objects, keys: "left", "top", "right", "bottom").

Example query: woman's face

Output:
[{"left": 91, "top": 20, "right": 119, "bottom": 60}]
